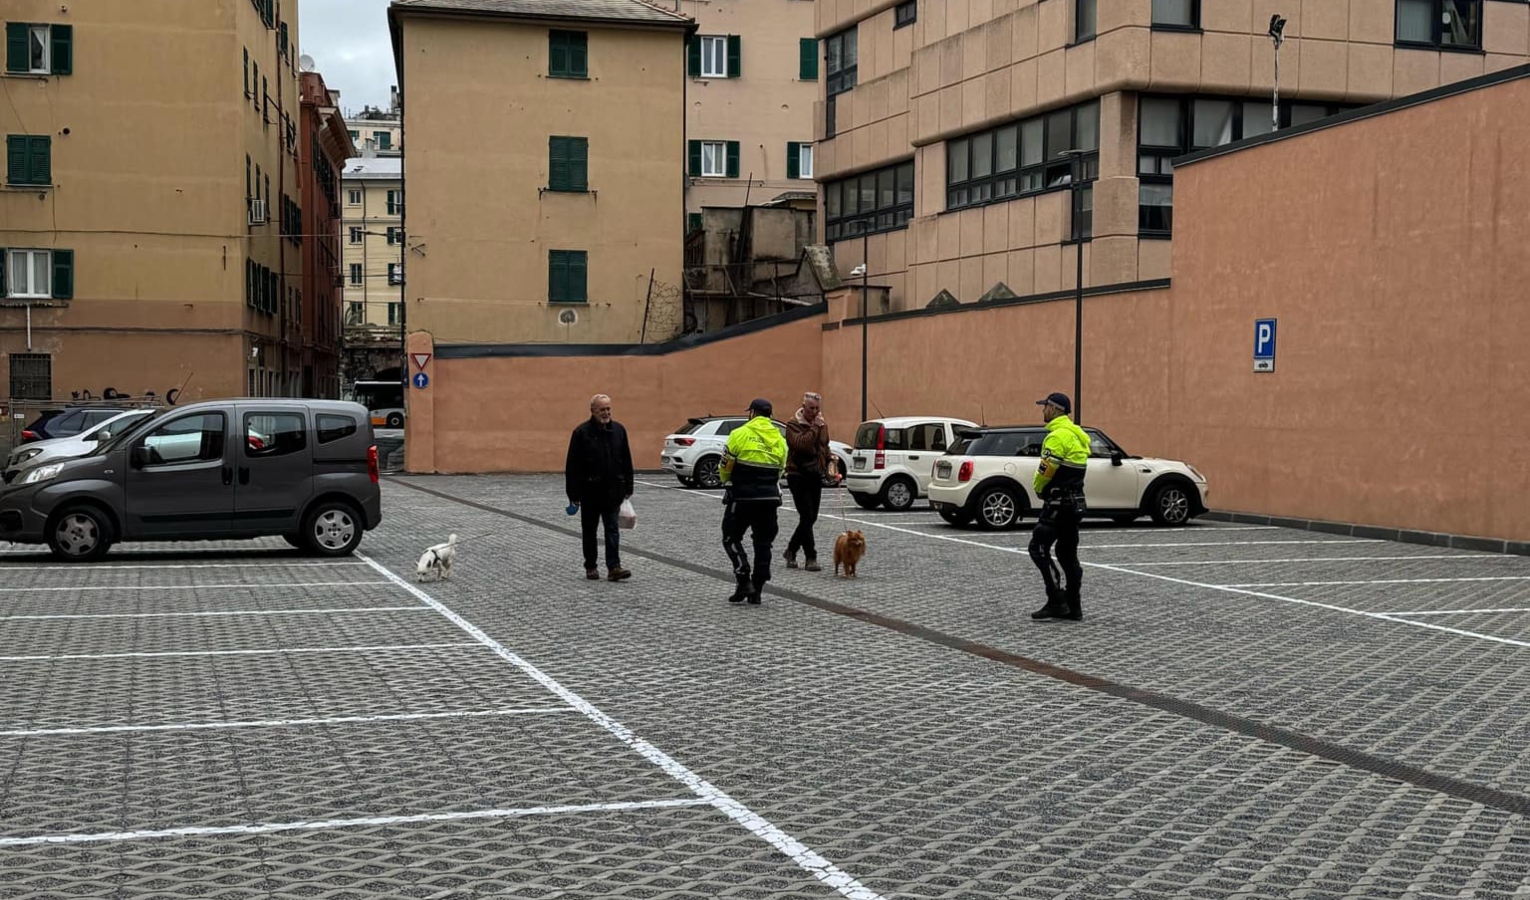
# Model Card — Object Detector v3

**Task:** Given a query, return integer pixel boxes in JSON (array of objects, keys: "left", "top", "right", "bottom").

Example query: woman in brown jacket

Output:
[{"left": 783, "top": 391, "right": 836, "bottom": 571}]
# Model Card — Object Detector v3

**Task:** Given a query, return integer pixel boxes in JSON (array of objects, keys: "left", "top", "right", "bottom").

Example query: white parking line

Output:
[
  {"left": 0, "top": 642, "right": 478, "bottom": 663},
  {"left": 1084, "top": 539, "right": 1383, "bottom": 549},
  {"left": 0, "top": 581, "right": 391, "bottom": 593},
  {"left": 0, "top": 797, "right": 714, "bottom": 847},
  {"left": 0, "top": 606, "right": 430, "bottom": 621},
  {"left": 1221, "top": 576, "right": 1530, "bottom": 588},
  {"left": 1379, "top": 608, "right": 1530, "bottom": 617},
  {"left": 0, "top": 706, "right": 580, "bottom": 738},
  {"left": 1110, "top": 555, "right": 1503, "bottom": 567},
  {"left": 360, "top": 553, "right": 888, "bottom": 900},
  {"left": 0, "top": 562, "right": 370, "bottom": 571}
]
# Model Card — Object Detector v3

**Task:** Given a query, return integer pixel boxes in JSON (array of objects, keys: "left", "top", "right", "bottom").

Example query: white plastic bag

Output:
[{"left": 618, "top": 498, "right": 637, "bottom": 530}]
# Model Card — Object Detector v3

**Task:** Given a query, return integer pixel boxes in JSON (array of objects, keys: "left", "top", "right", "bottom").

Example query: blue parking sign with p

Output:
[{"left": 1254, "top": 318, "right": 1277, "bottom": 373}]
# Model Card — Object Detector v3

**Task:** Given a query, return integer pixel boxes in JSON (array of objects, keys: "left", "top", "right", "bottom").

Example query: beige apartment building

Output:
[
  {"left": 678, "top": 0, "right": 820, "bottom": 226},
  {"left": 815, "top": 0, "right": 1530, "bottom": 311},
  {"left": 340, "top": 157, "right": 405, "bottom": 330},
  {"left": 1, "top": 0, "right": 306, "bottom": 407},
  {"left": 388, "top": 0, "right": 694, "bottom": 345},
  {"left": 344, "top": 86, "right": 403, "bottom": 156}
]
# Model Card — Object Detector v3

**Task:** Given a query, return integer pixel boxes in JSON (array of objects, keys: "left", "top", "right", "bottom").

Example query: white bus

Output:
[{"left": 348, "top": 379, "right": 406, "bottom": 429}]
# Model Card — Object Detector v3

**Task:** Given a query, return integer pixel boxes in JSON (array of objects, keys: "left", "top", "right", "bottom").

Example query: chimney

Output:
[{"left": 390, "top": 85, "right": 400, "bottom": 114}]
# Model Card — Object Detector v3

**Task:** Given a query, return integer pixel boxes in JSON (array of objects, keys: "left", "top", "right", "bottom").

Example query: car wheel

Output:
[
  {"left": 850, "top": 491, "right": 881, "bottom": 510},
  {"left": 47, "top": 505, "right": 114, "bottom": 562},
  {"left": 938, "top": 508, "right": 973, "bottom": 527},
  {"left": 302, "top": 501, "right": 364, "bottom": 557},
  {"left": 693, "top": 456, "right": 722, "bottom": 490},
  {"left": 1148, "top": 483, "right": 1193, "bottom": 527},
  {"left": 1112, "top": 514, "right": 1139, "bottom": 525},
  {"left": 386, "top": 412, "right": 404, "bottom": 428},
  {"left": 880, "top": 476, "right": 917, "bottom": 511},
  {"left": 975, "top": 486, "right": 1022, "bottom": 531}
]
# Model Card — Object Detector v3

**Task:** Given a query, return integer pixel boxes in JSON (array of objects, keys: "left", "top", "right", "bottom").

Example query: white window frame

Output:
[
  {"left": 6, "top": 249, "right": 52, "bottom": 300},
  {"left": 700, "top": 35, "right": 727, "bottom": 78},
  {"left": 27, "top": 25, "right": 51, "bottom": 75},
  {"left": 349, "top": 227, "right": 363, "bottom": 244},
  {"left": 700, "top": 141, "right": 726, "bottom": 178},
  {"left": 349, "top": 263, "right": 363, "bottom": 285},
  {"left": 798, "top": 143, "right": 814, "bottom": 179},
  {"left": 347, "top": 189, "right": 361, "bottom": 205}
]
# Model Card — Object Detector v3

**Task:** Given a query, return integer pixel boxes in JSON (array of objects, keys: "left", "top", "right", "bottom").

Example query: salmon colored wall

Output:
[{"left": 405, "top": 314, "right": 825, "bottom": 474}]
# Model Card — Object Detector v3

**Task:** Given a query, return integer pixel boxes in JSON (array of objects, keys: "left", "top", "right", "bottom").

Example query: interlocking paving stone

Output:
[{"left": 3, "top": 474, "right": 1530, "bottom": 898}]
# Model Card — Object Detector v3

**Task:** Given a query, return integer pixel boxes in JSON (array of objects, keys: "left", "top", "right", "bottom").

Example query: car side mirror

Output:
[
  {"left": 94, "top": 431, "right": 111, "bottom": 442},
  {"left": 1110, "top": 451, "right": 1124, "bottom": 467},
  {"left": 130, "top": 445, "right": 151, "bottom": 469}
]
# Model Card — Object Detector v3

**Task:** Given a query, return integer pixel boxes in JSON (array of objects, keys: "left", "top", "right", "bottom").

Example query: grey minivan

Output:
[{"left": 0, "top": 399, "right": 383, "bottom": 561}]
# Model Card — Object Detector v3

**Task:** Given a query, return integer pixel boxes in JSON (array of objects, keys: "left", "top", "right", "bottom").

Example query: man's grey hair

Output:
[
  {"left": 803, "top": 392, "right": 822, "bottom": 404},
  {"left": 590, "top": 394, "right": 611, "bottom": 410}
]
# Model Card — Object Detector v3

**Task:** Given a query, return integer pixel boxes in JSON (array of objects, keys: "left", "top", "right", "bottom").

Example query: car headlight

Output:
[
  {"left": 11, "top": 448, "right": 42, "bottom": 465},
  {"left": 21, "top": 463, "right": 65, "bottom": 486}
]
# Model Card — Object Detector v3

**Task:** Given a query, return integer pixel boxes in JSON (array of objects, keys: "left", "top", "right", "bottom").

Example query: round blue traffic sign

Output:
[{"left": 412, "top": 372, "right": 429, "bottom": 389}]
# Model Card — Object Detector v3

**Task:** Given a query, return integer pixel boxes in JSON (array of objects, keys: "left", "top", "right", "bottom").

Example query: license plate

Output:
[
  {"left": 936, "top": 462, "right": 951, "bottom": 478},
  {"left": 853, "top": 458, "right": 867, "bottom": 470}
]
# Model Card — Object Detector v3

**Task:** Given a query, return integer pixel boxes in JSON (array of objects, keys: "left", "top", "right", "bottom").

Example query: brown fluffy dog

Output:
[{"left": 833, "top": 530, "right": 867, "bottom": 578}]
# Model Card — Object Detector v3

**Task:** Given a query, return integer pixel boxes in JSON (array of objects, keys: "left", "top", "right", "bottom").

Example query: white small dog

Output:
[{"left": 416, "top": 533, "right": 458, "bottom": 582}]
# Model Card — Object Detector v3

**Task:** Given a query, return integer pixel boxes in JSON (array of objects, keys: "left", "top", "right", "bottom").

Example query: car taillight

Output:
[
  {"left": 874, "top": 426, "right": 886, "bottom": 470},
  {"left": 20, "top": 431, "right": 36, "bottom": 443},
  {"left": 958, "top": 461, "right": 974, "bottom": 482},
  {"left": 367, "top": 445, "right": 379, "bottom": 483},
  {"left": 675, "top": 437, "right": 695, "bottom": 446}
]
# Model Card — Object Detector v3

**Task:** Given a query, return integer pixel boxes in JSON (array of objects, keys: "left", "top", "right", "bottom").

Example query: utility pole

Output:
[{"left": 1270, "top": 15, "right": 1287, "bottom": 133}]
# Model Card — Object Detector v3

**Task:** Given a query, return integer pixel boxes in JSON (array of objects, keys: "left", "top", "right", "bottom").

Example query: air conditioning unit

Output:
[{"left": 248, "top": 199, "right": 269, "bottom": 225}]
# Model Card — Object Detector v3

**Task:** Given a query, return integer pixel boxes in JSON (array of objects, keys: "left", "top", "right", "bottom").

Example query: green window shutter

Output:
[
  {"left": 30, "top": 136, "right": 50, "bottom": 185},
  {"left": 6, "top": 136, "right": 27, "bottom": 184},
  {"left": 687, "top": 35, "right": 701, "bottom": 78},
  {"left": 0, "top": 248, "right": 7, "bottom": 298},
  {"left": 279, "top": 22, "right": 288, "bottom": 59},
  {"left": 549, "top": 31, "right": 567, "bottom": 75},
  {"left": 786, "top": 143, "right": 799, "bottom": 180},
  {"left": 688, "top": 140, "right": 702, "bottom": 177},
  {"left": 687, "top": 213, "right": 702, "bottom": 233},
  {"left": 549, "top": 136, "right": 569, "bottom": 191},
  {"left": 50, "top": 249, "right": 73, "bottom": 300},
  {"left": 570, "top": 32, "right": 587, "bottom": 76},
  {"left": 6, "top": 23, "right": 27, "bottom": 73},
  {"left": 799, "top": 38, "right": 818, "bottom": 80},
  {"left": 727, "top": 34, "right": 741, "bottom": 78},
  {"left": 244, "top": 49, "right": 249, "bottom": 95},
  {"left": 725, "top": 141, "right": 740, "bottom": 179},
  {"left": 51, "top": 24, "right": 71, "bottom": 75},
  {"left": 570, "top": 137, "right": 587, "bottom": 191},
  {"left": 549, "top": 251, "right": 568, "bottom": 303},
  {"left": 569, "top": 251, "right": 587, "bottom": 303}
]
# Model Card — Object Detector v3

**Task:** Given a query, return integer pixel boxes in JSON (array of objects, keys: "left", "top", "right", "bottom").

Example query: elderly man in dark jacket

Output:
[{"left": 565, "top": 393, "right": 634, "bottom": 581}]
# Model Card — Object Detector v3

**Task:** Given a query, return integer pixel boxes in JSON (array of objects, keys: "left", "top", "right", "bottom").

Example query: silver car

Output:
[
  {"left": 0, "top": 399, "right": 383, "bottom": 561},
  {"left": 4, "top": 409, "right": 156, "bottom": 484}
]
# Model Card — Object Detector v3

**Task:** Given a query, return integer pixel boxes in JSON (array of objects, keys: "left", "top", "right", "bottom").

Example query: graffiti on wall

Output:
[{"left": 70, "top": 387, "right": 183, "bottom": 405}]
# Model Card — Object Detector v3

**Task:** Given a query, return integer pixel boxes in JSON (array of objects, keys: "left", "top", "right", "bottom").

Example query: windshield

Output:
[{"left": 92, "top": 409, "right": 166, "bottom": 455}]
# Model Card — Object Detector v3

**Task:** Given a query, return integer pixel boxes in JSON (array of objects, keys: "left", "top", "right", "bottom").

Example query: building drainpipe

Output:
[{"left": 276, "top": 0, "right": 289, "bottom": 397}]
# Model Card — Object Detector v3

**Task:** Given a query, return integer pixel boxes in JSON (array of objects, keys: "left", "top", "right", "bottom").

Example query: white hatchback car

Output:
[
  {"left": 845, "top": 416, "right": 978, "bottom": 511},
  {"left": 3, "top": 409, "right": 156, "bottom": 484},
  {"left": 926, "top": 424, "right": 1209, "bottom": 529},
  {"left": 662, "top": 416, "right": 851, "bottom": 489}
]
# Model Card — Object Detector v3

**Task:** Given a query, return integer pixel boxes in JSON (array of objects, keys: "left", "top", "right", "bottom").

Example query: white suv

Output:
[
  {"left": 662, "top": 416, "right": 851, "bottom": 489},
  {"left": 927, "top": 425, "right": 1208, "bottom": 528},
  {"left": 845, "top": 416, "right": 977, "bottom": 511}
]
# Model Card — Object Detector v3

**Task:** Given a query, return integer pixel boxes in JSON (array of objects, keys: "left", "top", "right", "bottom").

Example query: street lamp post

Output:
[
  {"left": 1269, "top": 15, "right": 1287, "bottom": 132},
  {"left": 850, "top": 223, "right": 869, "bottom": 423},
  {"left": 1059, "top": 149, "right": 1087, "bottom": 423}
]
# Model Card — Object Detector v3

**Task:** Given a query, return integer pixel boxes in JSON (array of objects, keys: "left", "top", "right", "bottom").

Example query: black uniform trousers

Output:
[
  {"left": 722, "top": 497, "right": 780, "bottom": 591},
  {"left": 1029, "top": 490, "right": 1083, "bottom": 599}
]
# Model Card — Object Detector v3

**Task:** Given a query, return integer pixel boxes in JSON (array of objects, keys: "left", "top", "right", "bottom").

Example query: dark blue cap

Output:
[
  {"left": 748, "top": 398, "right": 772, "bottom": 416},
  {"left": 1036, "top": 392, "right": 1071, "bottom": 414}
]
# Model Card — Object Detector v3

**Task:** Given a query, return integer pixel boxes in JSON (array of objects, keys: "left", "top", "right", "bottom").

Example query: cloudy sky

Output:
[{"left": 299, "top": 0, "right": 396, "bottom": 114}]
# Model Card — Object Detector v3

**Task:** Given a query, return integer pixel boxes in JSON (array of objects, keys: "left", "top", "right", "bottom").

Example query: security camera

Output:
[{"left": 1269, "top": 14, "right": 1286, "bottom": 42}]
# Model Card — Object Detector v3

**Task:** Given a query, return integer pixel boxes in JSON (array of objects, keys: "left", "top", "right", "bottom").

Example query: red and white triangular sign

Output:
[{"left": 411, "top": 353, "right": 432, "bottom": 370}]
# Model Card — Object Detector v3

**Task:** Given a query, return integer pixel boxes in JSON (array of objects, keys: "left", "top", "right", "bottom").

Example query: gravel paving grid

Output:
[{"left": 0, "top": 473, "right": 1526, "bottom": 898}]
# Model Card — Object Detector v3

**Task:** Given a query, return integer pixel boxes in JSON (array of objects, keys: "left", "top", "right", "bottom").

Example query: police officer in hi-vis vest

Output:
[
  {"left": 719, "top": 398, "right": 788, "bottom": 605},
  {"left": 1029, "top": 392, "right": 1089, "bottom": 621}
]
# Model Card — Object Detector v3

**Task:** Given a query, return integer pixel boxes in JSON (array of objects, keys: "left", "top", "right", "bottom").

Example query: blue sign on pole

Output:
[
  {"left": 1254, "top": 318, "right": 1277, "bottom": 373},
  {"left": 412, "top": 372, "right": 430, "bottom": 389}
]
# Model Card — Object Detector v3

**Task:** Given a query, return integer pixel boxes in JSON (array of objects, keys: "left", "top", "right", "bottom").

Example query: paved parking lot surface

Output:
[{"left": 3, "top": 474, "right": 1529, "bottom": 898}]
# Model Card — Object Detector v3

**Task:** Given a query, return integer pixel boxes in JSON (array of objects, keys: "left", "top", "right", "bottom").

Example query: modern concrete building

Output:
[
  {"left": 677, "top": 0, "right": 820, "bottom": 224},
  {"left": 813, "top": 0, "right": 1530, "bottom": 311},
  {"left": 298, "top": 70, "right": 355, "bottom": 399},
  {"left": 388, "top": 0, "right": 695, "bottom": 345},
  {"left": 1, "top": 0, "right": 306, "bottom": 405}
]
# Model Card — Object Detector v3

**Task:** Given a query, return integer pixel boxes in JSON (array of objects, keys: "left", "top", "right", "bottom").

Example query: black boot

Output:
[
  {"left": 1061, "top": 590, "right": 1082, "bottom": 621},
  {"left": 1031, "top": 588, "right": 1069, "bottom": 620},
  {"left": 728, "top": 582, "right": 750, "bottom": 604}
]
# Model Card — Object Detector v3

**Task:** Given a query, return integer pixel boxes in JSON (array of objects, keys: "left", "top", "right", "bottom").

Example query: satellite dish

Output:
[
  {"left": 558, "top": 309, "right": 578, "bottom": 325},
  {"left": 299, "top": 54, "right": 316, "bottom": 73}
]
